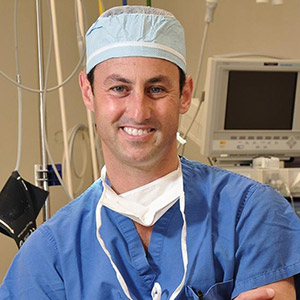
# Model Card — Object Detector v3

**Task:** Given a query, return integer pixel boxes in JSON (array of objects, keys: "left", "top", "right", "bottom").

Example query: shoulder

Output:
[
  {"left": 180, "top": 157, "right": 294, "bottom": 220},
  {"left": 180, "top": 156, "right": 262, "bottom": 196},
  {"left": 181, "top": 156, "right": 255, "bottom": 181}
]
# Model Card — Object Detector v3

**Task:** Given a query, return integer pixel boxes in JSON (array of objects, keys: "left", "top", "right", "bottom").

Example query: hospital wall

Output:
[{"left": 0, "top": 0, "right": 299, "bottom": 282}]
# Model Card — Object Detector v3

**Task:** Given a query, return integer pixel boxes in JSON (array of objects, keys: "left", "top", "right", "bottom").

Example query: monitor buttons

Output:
[{"left": 287, "top": 137, "right": 297, "bottom": 149}]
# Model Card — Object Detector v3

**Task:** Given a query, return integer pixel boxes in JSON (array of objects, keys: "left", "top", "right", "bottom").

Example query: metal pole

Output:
[{"left": 35, "top": 0, "right": 50, "bottom": 221}]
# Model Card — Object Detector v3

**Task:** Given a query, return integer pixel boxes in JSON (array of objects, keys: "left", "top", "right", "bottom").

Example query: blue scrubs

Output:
[{"left": 1, "top": 157, "right": 300, "bottom": 299}]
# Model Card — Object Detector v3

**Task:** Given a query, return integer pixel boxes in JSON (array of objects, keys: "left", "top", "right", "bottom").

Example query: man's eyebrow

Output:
[
  {"left": 104, "top": 74, "right": 132, "bottom": 85},
  {"left": 147, "top": 75, "right": 172, "bottom": 85},
  {"left": 103, "top": 74, "right": 172, "bottom": 85}
]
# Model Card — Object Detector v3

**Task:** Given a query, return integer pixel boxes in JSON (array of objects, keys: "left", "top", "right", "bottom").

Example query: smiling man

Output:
[
  {"left": 80, "top": 57, "right": 191, "bottom": 188},
  {"left": 1, "top": 5, "right": 300, "bottom": 300}
]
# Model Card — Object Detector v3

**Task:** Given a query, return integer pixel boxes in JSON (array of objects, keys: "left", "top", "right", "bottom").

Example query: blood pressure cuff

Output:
[{"left": 0, "top": 171, "right": 48, "bottom": 248}]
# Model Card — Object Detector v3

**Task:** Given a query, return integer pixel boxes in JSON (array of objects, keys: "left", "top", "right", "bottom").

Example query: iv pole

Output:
[
  {"left": 35, "top": 0, "right": 50, "bottom": 221},
  {"left": 33, "top": 0, "right": 99, "bottom": 222}
]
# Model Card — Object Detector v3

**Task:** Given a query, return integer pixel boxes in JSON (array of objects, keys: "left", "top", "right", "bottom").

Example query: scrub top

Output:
[{"left": 1, "top": 157, "right": 300, "bottom": 300}]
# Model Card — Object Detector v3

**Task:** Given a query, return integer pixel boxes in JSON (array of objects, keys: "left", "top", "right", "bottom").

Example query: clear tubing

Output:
[
  {"left": 0, "top": 46, "right": 85, "bottom": 94},
  {"left": 1, "top": 0, "right": 88, "bottom": 95},
  {"left": 62, "top": 124, "right": 89, "bottom": 196},
  {"left": 14, "top": 0, "right": 22, "bottom": 172}
]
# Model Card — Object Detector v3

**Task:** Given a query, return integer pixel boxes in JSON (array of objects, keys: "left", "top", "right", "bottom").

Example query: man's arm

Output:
[
  {"left": 234, "top": 277, "right": 295, "bottom": 300},
  {"left": 0, "top": 227, "right": 65, "bottom": 299}
]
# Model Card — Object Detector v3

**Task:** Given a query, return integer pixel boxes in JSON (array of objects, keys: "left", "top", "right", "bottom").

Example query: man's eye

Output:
[
  {"left": 111, "top": 86, "right": 126, "bottom": 93},
  {"left": 148, "top": 86, "right": 165, "bottom": 94}
]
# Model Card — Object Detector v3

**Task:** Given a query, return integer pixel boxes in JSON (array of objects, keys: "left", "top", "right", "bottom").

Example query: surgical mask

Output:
[
  {"left": 95, "top": 161, "right": 188, "bottom": 300},
  {"left": 99, "top": 164, "right": 183, "bottom": 226}
]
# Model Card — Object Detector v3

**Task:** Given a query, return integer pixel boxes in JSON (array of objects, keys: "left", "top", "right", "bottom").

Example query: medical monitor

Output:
[{"left": 199, "top": 57, "right": 300, "bottom": 163}]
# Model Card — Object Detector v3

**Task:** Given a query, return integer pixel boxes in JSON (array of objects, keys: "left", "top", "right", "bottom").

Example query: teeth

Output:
[{"left": 123, "top": 127, "right": 151, "bottom": 136}]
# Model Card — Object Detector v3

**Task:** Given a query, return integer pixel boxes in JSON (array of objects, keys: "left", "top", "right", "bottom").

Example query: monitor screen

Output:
[
  {"left": 197, "top": 57, "right": 300, "bottom": 163},
  {"left": 224, "top": 71, "right": 297, "bottom": 130}
]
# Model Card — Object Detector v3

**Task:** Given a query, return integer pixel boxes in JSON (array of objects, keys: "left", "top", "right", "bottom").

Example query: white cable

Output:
[
  {"left": 50, "top": 0, "right": 73, "bottom": 197},
  {"left": 42, "top": 0, "right": 89, "bottom": 201},
  {"left": 205, "top": 0, "right": 218, "bottom": 23},
  {"left": 193, "top": 23, "right": 209, "bottom": 99},
  {"left": 43, "top": 0, "right": 88, "bottom": 202},
  {"left": 0, "top": 0, "right": 87, "bottom": 95},
  {"left": 290, "top": 172, "right": 300, "bottom": 190},
  {"left": 178, "top": 95, "right": 204, "bottom": 155},
  {"left": 75, "top": 0, "right": 86, "bottom": 66},
  {"left": 269, "top": 176, "right": 296, "bottom": 212},
  {"left": 75, "top": 0, "right": 100, "bottom": 181},
  {"left": 281, "top": 182, "right": 295, "bottom": 211},
  {"left": 15, "top": 79, "right": 22, "bottom": 172},
  {"left": 69, "top": 126, "right": 89, "bottom": 179},
  {"left": 178, "top": 1, "right": 217, "bottom": 153},
  {"left": 45, "top": 137, "right": 73, "bottom": 201},
  {"left": 75, "top": 0, "right": 101, "bottom": 181},
  {"left": 0, "top": 44, "right": 85, "bottom": 94}
]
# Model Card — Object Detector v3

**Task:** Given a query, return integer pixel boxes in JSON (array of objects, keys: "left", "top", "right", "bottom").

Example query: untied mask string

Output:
[{"left": 95, "top": 161, "right": 188, "bottom": 300}]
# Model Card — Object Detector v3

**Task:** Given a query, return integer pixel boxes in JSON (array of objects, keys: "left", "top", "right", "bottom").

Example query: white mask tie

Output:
[
  {"left": 151, "top": 282, "right": 162, "bottom": 300},
  {"left": 95, "top": 160, "right": 188, "bottom": 300}
]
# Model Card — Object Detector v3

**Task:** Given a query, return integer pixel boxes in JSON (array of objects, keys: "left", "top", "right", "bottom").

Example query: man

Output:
[{"left": 1, "top": 5, "right": 300, "bottom": 300}]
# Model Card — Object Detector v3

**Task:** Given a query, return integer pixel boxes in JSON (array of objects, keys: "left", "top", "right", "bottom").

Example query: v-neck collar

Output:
[{"left": 106, "top": 202, "right": 179, "bottom": 289}]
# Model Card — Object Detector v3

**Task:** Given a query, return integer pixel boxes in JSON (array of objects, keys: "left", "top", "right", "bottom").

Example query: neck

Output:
[{"left": 103, "top": 152, "right": 179, "bottom": 194}]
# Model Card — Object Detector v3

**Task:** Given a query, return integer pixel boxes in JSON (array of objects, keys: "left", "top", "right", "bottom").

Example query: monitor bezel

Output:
[{"left": 200, "top": 57, "right": 300, "bottom": 163}]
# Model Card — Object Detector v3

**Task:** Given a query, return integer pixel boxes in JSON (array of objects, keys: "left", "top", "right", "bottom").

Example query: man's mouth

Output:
[{"left": 122, "top": 127, "right": 153, "bottom": 136}]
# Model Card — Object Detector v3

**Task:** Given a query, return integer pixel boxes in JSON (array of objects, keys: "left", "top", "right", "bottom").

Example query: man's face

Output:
[{"left": 81, "top": 57, "right": 191, "bottom": 170}]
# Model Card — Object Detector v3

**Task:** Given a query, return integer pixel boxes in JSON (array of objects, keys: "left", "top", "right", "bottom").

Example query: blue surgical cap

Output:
[{"left": 85, "top": 6, "right": 186, "bottom": 73}]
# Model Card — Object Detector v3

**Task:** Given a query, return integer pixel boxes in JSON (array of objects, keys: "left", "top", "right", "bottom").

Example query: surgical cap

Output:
[{"left": 85, "top": 5, "right": 186, "bottom": 74}]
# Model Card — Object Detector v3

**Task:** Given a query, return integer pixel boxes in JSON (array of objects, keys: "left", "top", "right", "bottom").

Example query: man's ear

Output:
[
  {"left": 179, "top": 75, "right": 193, "bottom": 114},
  {"left": 79, "top": 71, "right": 95, "bottom": 112}
]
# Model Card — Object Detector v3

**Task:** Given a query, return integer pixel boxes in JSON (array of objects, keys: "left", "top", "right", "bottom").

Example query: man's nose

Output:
[{"left": 126, "top": 91, "right": 152, "bottom": 122}]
